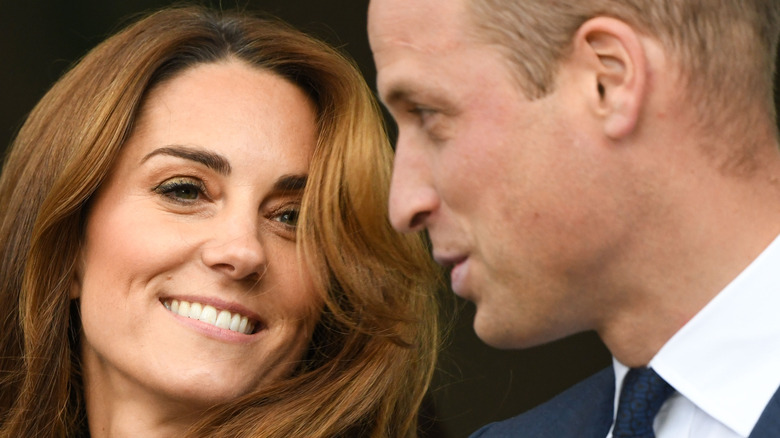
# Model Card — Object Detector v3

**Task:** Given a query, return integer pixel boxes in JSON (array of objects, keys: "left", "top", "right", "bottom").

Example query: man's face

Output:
[{"left": 369, "top": 0, "right": 632, "bottom": 348}]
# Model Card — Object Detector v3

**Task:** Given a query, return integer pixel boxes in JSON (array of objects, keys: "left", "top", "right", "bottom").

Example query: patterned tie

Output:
[{"left": 612, "top": 367, "right": 675, "bottom": 438}]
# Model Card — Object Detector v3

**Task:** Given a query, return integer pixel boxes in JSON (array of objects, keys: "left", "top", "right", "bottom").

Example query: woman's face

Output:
[{"left": 76, "top": 60, "right": 321, "bottom": 410}]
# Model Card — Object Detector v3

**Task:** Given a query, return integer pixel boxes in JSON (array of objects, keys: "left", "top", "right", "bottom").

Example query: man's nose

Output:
[{"left": 388, "top": 136, "right": 439, "bottom": 233}]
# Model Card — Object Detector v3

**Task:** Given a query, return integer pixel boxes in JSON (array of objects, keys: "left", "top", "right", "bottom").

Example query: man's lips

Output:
[
  {"left": 433, "top": 253, "right": 467, "bottom": 268},
  {"left": 434, "top": 253, "right": 469, "bottom": 296}
]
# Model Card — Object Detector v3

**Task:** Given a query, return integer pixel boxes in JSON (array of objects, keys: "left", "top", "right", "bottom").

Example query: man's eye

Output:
[
  {"left": 406, "top": 105, "right": 448, "bottom": 143},
  {"left": 408, "top": 106, "right": 436, "bottom": 123},
  {"left": 154, "top": 177, "right": 206, "bottom": 203}
]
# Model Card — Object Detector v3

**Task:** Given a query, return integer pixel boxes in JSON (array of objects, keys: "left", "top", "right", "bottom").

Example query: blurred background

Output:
[{"left": 9, "top": 1, "right": 774, "bottom": 436}]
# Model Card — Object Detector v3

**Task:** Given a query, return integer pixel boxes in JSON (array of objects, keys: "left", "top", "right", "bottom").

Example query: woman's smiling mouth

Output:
[{"left": 162, "top": 298, "right": 257, "bottom": 335}]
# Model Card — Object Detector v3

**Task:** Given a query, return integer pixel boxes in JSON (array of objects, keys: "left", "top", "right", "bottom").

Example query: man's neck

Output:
[{"left": 596, "top": 135, "right": 780, "bottom": 367}]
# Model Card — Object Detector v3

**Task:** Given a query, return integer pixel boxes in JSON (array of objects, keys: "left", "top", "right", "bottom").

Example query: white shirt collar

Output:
[{"left": 636, "top": 233, "right": 780, "bottom": 436}]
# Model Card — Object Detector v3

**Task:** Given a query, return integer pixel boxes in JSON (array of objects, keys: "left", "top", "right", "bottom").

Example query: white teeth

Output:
[
  {"left": 189, "top": 302, "right": 202, "bottom": 319},
  {"left": 229, "top": 313, "right": 241, "bottom": 331},
  {"left": 215, "top": 310, "right": 232, "bottom": 329},
  {"left": 178, "top": 301, "right": 191, "bottom": 316},
  {"left": 162, "top": 299, "right": 256, "bottom": 335},
  {"left": 200, "top": 305, "right": 217, "bottom": 325}
]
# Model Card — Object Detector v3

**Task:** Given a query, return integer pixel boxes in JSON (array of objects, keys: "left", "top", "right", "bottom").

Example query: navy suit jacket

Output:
[{"left": 470, "top": 366, "right": 780, "bottom": 438}]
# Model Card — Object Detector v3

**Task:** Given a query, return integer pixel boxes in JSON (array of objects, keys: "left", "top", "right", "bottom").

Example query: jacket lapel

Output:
[{"left": 748, "top": 385, "right": 780, "bottom": 437}]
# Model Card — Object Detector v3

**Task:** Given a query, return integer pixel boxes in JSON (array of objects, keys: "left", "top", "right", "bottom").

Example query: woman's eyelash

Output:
[
  {"left": 273, "top": 206, "right": 301, "bottom": 227},
  {"left": 153, "top": 177, "right": 207, "bottom": 203}
]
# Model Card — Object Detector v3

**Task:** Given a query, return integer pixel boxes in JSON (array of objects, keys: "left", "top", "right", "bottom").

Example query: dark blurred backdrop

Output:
[{"left": 9, "top": 1, "right": 773, "bottom": 437}]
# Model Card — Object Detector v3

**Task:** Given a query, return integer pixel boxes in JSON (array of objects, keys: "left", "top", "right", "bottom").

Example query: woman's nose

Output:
[{"left": 201, "top": 214, "right": 267, "bottom": 282}]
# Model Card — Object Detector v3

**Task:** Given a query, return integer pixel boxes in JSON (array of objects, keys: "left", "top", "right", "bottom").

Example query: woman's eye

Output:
[
  {"left": 154, "top": 177, "right": 206, "bottom": 203},
  {"left": 274, "top": 207, "right": 300, "bottom": 227}
]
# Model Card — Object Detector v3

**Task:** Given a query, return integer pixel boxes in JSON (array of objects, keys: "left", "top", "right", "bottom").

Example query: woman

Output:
[{"left": 0, "top": 6, "right": 440, "bottom": 437}]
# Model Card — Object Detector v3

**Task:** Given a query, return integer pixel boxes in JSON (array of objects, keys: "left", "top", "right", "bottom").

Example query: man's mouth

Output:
[
  {"left": 162, "top": 298, "right": 257, "bottom": 335},
  {"left": 433, "top": 252, "right": 467, "bottom": 269}
]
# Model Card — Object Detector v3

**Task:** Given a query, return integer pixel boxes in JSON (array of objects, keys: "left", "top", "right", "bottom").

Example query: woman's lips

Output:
[{"left": 161, "top": 297, "right": 260, "bottom": 335}]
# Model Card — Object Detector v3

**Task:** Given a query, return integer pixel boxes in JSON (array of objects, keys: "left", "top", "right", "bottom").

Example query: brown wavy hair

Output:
[{"left": 0, "top": 6, "right": 441, "bottom": 437}]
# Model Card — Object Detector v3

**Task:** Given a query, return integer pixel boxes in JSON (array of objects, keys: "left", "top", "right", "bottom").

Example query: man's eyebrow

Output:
[
  {"left": 272, "top": 174, "right": 308, "bottom": 193},
  {"left": 381, "top": 80, "right": 447, "bottom": 109},
  {"left": 141, "top": 145, "right": 231, "bottom": 175},
  {"left": 382, "top": 84, "right": 415, "bottom": 107}
]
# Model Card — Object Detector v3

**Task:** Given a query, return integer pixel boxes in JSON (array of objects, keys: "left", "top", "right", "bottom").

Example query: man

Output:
[{"left": 368, "top": 0, "right": 780, "bottom": 437}]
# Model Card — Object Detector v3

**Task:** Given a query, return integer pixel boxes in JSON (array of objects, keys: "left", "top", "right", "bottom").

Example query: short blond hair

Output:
[{"left": 470, "top": 0, "right": 780, "bottom": 142}]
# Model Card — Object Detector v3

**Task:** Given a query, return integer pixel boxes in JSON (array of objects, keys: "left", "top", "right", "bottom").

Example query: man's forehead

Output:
[{"left": 368, "top": 0, "right": 472, "bottom": 53}]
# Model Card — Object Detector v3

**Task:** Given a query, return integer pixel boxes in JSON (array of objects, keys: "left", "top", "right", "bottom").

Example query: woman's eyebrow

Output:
[
  {"left": 141, "top": 145, "right": 231, "bottom": 175},
  {"left": 273, "top": 174, "right": 308, "bottom": 193}
]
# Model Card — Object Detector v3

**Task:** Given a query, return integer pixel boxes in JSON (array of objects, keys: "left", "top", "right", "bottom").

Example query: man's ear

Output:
[{"left": 570, "top": 17, "right": 647, "bottom": 140}]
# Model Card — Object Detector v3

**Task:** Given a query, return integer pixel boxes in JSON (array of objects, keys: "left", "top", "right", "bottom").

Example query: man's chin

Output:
[{"left": 472, "top": 309, "right": 566, "bottom": 350}]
